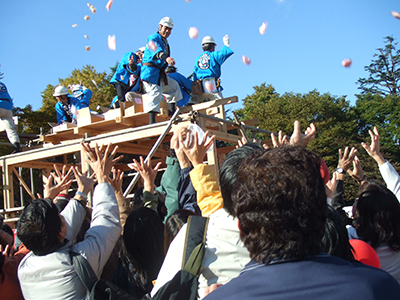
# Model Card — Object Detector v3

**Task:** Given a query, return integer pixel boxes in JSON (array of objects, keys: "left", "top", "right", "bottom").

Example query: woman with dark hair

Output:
[
  {"left": 348, "top": 126, "right": 400, "bottom": 283},
  {"left": 352, "top": 181, "right": 400, "bottom": 282},
  {"left": 164, "top": 209, "right": 196, "bottom": 254},
  {"left": 112, "top": 207, "right": 165, "bottom": 298}
]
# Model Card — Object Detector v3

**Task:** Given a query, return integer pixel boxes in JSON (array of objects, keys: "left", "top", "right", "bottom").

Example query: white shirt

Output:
[{"left": 151, "top": 208, "right": 250, "bottom": 299}]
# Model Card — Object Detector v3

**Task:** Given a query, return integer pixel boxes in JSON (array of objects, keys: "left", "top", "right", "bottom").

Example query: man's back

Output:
[{"left": 204, "top": 253, "right": 400, "bottom": 300}]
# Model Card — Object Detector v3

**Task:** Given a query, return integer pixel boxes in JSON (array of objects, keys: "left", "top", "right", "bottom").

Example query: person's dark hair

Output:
[
  {"left": 219, "top": 143, "right": 265, "bottom": 216},
  {"left": 164, "top": 209, "right": 196, "bottom": 254},
  {"left": 120, "top": 207, "right": 164, "bottom": 293},
  {"left": 234, "top": 146, "right": 327, "bottom": 264},
  {"left": 202, "top": 43, "right": 215, "bottom": 52},
  {"left": 322, "top": 205, "right": 355, "bottom": 261},
  {"left": 165, "top": 66, "right": 177, "bottom": 74},
  {"left": 16, "top": 198, "right": 62, "bottom": 256},
  {"left": 353, "top": 180, "right": 400, "bottom": 251}
]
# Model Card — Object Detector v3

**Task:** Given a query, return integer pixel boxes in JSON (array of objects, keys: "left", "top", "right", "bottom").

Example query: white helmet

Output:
[
  {"left": 137, "top": 47, "right": 145, "bottom": 53},
  {"left": 53, "top": 86, "right": 69, "bottom": 97},
  {"left": 159, "top": 17, "right": 174, "bottom": 29},
  {"left": 71, "top": 84, "right": 83, "bottom": 92},
  {"left": 202, "top": 36, "right": 216, "bottom": 46}
]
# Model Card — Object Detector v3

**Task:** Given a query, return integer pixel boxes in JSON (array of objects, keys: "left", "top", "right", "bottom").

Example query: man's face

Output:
[
  {"left": 56, "top": 95, "right": 68, "bottom": 104},
  {"left": 158, "top": 25, "right": 172, "bottom": 39}
]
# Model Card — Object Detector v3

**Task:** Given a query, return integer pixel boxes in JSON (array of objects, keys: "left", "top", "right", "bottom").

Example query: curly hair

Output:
[
  {"left": 17, "top": 198, "right": 62, "bottom": 256},
  {"left": 353, "top": 180, "right": 400, "bottom": 251},
  {"left": 234, "top": 146, "right": 327, "bottom": 264}
]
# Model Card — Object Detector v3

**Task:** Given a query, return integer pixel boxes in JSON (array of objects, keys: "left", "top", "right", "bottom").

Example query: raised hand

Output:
[
  {"left": 361, "top": 126, "right": 386, "bottom": 165},
  {"left": 129, "top": 156, "right": 161, "bottom": 193},
  {"left": 290, "top": 121, "right": 316, "bottom": 147},
  {"left": 179, "top": 130, "right": 215, "bottom": 167}
]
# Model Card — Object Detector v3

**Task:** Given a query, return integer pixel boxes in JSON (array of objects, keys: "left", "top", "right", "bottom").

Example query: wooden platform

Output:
[{"left": 0, "top": 95, "right": 275, "bottom": 226}]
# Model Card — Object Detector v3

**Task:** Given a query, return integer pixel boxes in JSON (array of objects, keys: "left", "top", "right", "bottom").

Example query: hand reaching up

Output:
[{"left": 361, "top": 126, "right": 386, "bottom": 166}]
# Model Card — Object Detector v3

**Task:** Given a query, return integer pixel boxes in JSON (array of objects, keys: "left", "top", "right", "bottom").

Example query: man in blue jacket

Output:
[
  {"left": 192, "top": 35, "right": 233, "bottom": 104},
  {"left": 70, "top": 84, "right": 92, "bottom": 108},
  {"left": 0, "top": 81, "right": 20, "bottom": 152},
  {"left": 110, "top": 48, "right": 143, "bottom": 109},
  {"left": 53, "top": 86, "right": 83, "bottom": 124},
  {"left": 140, "top": 17, "right": 182, "bottom": 124}
]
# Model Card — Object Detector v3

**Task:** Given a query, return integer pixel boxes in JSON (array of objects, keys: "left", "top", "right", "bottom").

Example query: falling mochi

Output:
[
  {"left": 108, "top": 35, "right": 116, "bottom": 50},
  {"left": 84, "top": 15, "right": 90, "bottom": 21},
  {"left": 242, "top": 55, "right": 251, "bottom": 65},
  {"left": 392, "top": 11, "right": 400, "bottom": 20},
  {"left": 189, "top": 27, "right": 198, "bottom": 39},
  {"left": 342, "top": 58, "right": 352, "bottom": 68},
  {"left": 85, "top": 46, "right": 91, "bottom": 51},
  {"left": 259, "top": 22, "right": 267, "bottom": 35},
  {"left": 106, "top": 0, "right": 113, "bottom": 11}
]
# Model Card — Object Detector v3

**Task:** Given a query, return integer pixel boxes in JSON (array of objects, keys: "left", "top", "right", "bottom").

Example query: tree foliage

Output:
[
  {"left": 357, "top": 36, "right": 400, "bottom": 96},
  {"left": 235, "top": 83, "right": 361, "bottom": 201}
]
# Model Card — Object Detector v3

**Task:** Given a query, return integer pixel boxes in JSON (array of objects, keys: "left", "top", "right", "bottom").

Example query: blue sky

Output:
[{"left": 1, "top": 0, "right": 399, "bottom": 113}]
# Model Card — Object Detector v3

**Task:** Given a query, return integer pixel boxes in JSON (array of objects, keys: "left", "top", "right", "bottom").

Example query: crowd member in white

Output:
[{"left": 17, "top": 143, "right": 123, "bottom": 300}]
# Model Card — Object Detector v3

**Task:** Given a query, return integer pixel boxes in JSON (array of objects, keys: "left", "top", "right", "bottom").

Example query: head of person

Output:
[
  {"left": 121, "top": 207, "right": 164, "bottom": 291},
  {"left": 158, "top": 17, "right": 173, "bottom": 39},
  {"left": 202, "top": 36, "right": 216, "bottom": 52},
  {"left": 353, "top": 180, "right": 400, "bottom": 251},
  {"left": 164, "top": 209, "right": 196, "bottom": 254},
  {"left": 233, "top": 146, "right": 328, "bottom": 264},
  {"left": 219, "top": 143, "right": 266, "bottom": 217},
  {"left": 17, "top": 198, "right": 67, "bottom": 256},
  {"left": 322, "top": 205, "right": 355, "bottom": 261},
  {"left": 165, "top": 66, "right": 177, "bottom": 74},
  {"left": 136, "top": 47, "right": 145, "bottom": 63},
  {"left": 53, "top": 86, "right": 69, "bottom": 104}
]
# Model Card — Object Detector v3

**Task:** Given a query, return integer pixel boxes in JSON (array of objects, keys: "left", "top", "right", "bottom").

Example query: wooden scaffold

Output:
[{"left": 0, "top": 96, "right": 273, "bottom": 227}]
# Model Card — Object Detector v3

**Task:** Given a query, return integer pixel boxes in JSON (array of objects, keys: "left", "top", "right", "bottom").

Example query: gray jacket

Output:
[{"left": 18, "top": 183, "right": 122, "bottom": 300}]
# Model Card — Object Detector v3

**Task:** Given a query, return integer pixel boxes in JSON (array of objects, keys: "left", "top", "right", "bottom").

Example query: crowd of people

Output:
[
  {"left": 1, "top": 119, "right": 400, "bottom": 299},
  {"left": 53, "top": 16, "right": 234, "bottom": 126}
]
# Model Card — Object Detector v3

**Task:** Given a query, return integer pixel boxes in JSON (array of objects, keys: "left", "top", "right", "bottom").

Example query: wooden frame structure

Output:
[{"left": 0, "top": 96, "right": 273, "bottom": 226}]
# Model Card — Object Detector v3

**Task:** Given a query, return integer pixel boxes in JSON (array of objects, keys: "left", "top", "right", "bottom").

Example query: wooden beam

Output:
[{"left": 11, "top": 167, "right": 35, "bottom": 200}]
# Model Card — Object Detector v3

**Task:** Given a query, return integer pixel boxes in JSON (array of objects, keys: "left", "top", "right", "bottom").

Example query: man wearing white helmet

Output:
[
  {"left": 110, "top": 48, "right": 144, "bottom": 108},
  {"left": 140, "top": 17, "right": 182, "bottom": 124},
  {"left": 70, "top": 84, "right": 92, "bottom": 108},
  {"left": 192, "top": 35, "right": 234, "bottom": 103},
  {"left": 53, "top": 86, "right": 83, "bottom": 124}
]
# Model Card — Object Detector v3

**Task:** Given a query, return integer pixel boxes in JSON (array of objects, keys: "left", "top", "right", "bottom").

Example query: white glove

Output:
[{"left": 223, "top": 35, "right": 230, "bottom": 47}]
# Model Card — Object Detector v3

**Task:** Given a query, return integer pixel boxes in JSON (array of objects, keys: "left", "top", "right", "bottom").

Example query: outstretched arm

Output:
[
  {"left": 74, "top": 143, "right": 123, "bottom": 277},
  {"left": 180, "top": 130, "right": 223, "bottom": 216}
]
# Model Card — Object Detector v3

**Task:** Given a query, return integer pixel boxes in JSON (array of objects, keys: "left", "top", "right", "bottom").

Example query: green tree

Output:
[
  {"left": 236, "top": 83, "right": 361, "bottom": 201},
  {"left": 357, "top": 36, "right": 400, "bottom": 96}
]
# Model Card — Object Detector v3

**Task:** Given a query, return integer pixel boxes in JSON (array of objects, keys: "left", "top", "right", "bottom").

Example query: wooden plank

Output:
[
  {"left": 180, "top": 96, "right": 238, "bottom": 114},
  {"left": 11, "top": 167, "right": 35, "bottom": 200}
]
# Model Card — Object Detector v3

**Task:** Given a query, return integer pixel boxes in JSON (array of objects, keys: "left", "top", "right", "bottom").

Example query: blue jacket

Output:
[
  {"left": 193, "top": 46, "right": 234, "bottom": 91},
  {"left": 140, "top": 32, "right": 169, "bottom": 84},
  {"left": 55, "top": 95, "right": 83, "bottom": 124},
  {"left": 111, "top": 52, "right": 141, "bottom": 91},
  {"left": 204, "top": 254, "right": 400, "bottom": 300},
  {"left": 0, "top": 81, "right": 13, "bottom": 111},
  {"left": 167, "top": 72, "right": 192, "bottom": 107},
  {"left": 72, "top": 88, "right": 92, "bottom": 108}
]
